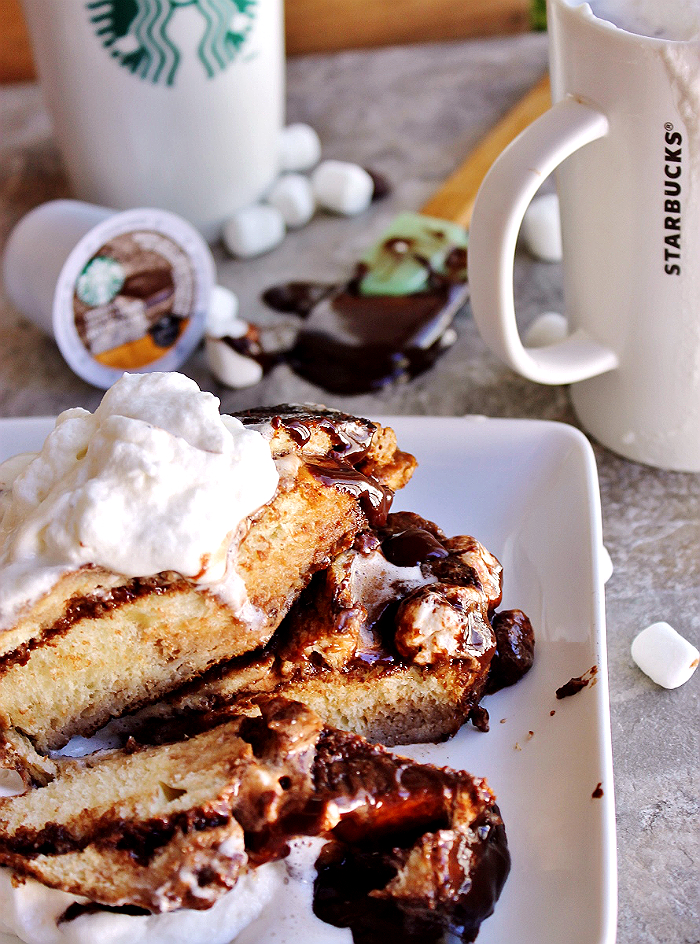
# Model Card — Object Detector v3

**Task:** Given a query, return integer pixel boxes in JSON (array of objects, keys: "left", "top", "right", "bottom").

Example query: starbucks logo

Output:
[{"left": 86, "top": 0, "right": 258, "bottom": 86}]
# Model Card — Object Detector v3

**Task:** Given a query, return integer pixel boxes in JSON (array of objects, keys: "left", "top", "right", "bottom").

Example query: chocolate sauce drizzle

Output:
[
  {"left": 313, "top": 809, "right": 510, "bottom": 944},
  {"left": 555, "top": 665, "right": 598, "bottom": 699},
  {"left": 0, "top": 807, "right": 232, "bottom": 866},
  {"left": 484, "top": 610, "right": 535, "bottom": 695},
  {"left": 261, "top": 281, "right": 334, "bottom": 317},
  {"left": 306, "top": 460, "right": 392, "bottom": 528},
  {"left": 261, "top": 273, "right": 464, "bottom": 395},
  {"left": 270, "top": 411, "right": 376, "bottom": 462},
  {"left": 381, "top": 527, "right": 449, "bottom": 568},
  {"left": 222, "top": 332, "right": 278, "bottom": 375},
  {"left": 263, "top": 408, "right": 392, "bottom": 526}
]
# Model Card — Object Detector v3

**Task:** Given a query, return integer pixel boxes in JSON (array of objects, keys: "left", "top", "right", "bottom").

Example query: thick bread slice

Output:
[
  {"left": 0, "top": 408, "right": 414, "bottom": 755},
  {"left": 152, "top": 512, "right": 519, "bottom": 746},
  {"left": 0, "top": 698, "right": 510, "bottom": 941},
  {"left": 0, "top": 700, "right": 322, "bottom": 911},
  {"left": 160, "top": 657, "right": 489, "bottom": 746}
]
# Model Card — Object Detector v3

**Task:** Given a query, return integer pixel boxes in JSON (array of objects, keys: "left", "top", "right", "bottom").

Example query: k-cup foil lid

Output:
[{"left": 4, "top": 202, "right": 215, "bottom": 388}]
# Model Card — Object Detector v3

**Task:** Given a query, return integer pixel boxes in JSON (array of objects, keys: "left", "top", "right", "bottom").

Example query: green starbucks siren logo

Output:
[{"left": 86, "top": 0, "right": 258, "bottom": 86}]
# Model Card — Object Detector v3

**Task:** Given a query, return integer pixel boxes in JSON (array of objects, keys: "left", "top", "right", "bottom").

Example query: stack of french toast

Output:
[{"left": 0, "top": 401, "right": 534, "bottom": 943}]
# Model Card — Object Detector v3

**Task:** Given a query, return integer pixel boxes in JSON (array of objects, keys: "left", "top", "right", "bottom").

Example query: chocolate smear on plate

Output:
[{"left": 555, "top": 664, "right": 598, "bottom": 699}]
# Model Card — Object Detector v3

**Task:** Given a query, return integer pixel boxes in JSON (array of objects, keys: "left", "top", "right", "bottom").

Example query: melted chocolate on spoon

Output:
[{"left": 262, "top": 273, "right": 465, "bottom": 395}]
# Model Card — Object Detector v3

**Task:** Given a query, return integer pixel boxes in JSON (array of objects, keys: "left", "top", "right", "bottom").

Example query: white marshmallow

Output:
[
  {"left": 206, "top": 337, "right": 263, "bottom": 389},
  {"left": 279, "top": 123, "right": 322, "bottom": 173},
  {"left": 266, "top": 173, "right": 315, "bottom": 229},
  {"left": 524, "top": 311, "right": 569, "bottom": 347},
  {"left": 440, "top": 327, "right": 458, "bottom": 348},
  {"left": 522, "top": 192, "right": 563, "bottom": 262},
  {"left": 0, "top": 767, "right": 25, "bottom": 797},
  {"left": 599, "top": 545, "right": 614, "bottom": 584},
  {"left": 222, "top": 204, "right": 285, "bottom": 259},
  {"left": 631, "top": 621, "right": 699, "bottom": 689},
  {"left": 311, "top": 160, "right": 374, "bottom": 216},
  {"left": 206, "top": 285, "right": 247, "bottom": 339}
]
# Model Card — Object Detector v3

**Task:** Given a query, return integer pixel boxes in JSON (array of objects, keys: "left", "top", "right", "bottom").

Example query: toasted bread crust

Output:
[
  {"left": 0, "top": 698, "right": 509, "bottom": 939},
  {"left": 138, "top": 512, "right": 507, "bottom": 748},
  {"left": 0, "top": 409, "right": 414, "bottom": 756}
]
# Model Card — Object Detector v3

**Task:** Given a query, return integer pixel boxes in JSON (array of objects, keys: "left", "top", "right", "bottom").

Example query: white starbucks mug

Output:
[
  {"left": 469, "top": 0, "right": 700, "bottom": 471},
  {"left": 21, "top": 0, "right": 284, "bottom": 241}
]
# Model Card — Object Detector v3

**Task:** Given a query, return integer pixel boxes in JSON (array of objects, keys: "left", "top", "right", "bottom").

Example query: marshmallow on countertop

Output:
[
  {"left": 311, "top": 160, "right": 374, "bottom": 216},
  {"left": 206, "top": 285, "right": 247, "bottom": 339},
  {"left": 266, "top": 173, "right": 316, "bottom": 229},
  {"left": 522, "top": 192, "right": 563, "bottom": 262},
  {"left": 599, "top": 545, "right": 614, "bottom": 584},
  {"left": 279, "top": 123, "right": 322, "bottom": 173},
  {"left": 205, "top": 286, "right": 263, "bottom": 389},
  {"left": 631, "top": 622, "right": 699, "bottom": 689},
  {"left": 206, "top": 337, "right": 263, "bottom": 390},
  {"left": 222, "top": 204, "right": 286, "bottom": 259},
  {"left": 524, "top": 311, "right": 569, "bottom": 348}
]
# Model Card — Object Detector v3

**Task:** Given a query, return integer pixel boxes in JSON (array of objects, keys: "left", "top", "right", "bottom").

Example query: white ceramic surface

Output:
[
  {"left": 0, "top": 415, "right": 617, "bottom": 944},
  {"left": 21, "top": 0, "right": 284, "bottom": 240},
  {"left": 469, "top": 0, "right": 700, "bottom": 471}
]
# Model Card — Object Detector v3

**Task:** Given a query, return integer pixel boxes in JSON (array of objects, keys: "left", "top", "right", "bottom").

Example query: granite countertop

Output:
[{"left": 0, "top": 30, "right": 698, "bottom": 944}]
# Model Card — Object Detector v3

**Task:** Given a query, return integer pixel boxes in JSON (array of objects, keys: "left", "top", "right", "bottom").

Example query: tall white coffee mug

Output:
[
  {"left": 469, "top": 0, "right": 700, "bottom": 471},
  {"left": 21, "top": 0, "right": 284, "bottom": 241}
]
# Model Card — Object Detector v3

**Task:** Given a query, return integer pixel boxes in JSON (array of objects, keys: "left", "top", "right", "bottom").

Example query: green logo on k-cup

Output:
[{"left": 86, "top": 0, "right": 258, "bottom": 86}]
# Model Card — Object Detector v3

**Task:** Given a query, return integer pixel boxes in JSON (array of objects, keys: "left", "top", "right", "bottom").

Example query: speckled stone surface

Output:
[{"left": 0, "top": 31, "right": 698, "bottom": 944}]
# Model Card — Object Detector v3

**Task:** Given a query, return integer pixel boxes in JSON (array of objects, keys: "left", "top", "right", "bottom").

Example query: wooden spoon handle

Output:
[{"left": 420, "top": 74, "right": 551, "bottom": 228}]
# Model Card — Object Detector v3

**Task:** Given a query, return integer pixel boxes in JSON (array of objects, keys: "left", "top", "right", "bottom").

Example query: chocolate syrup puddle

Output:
[
  {"left": 261, "top": 275, "right": 467, "bottom": 395},
  {"left": 261, "top": 281, "right": 334, "bottom": 317}
]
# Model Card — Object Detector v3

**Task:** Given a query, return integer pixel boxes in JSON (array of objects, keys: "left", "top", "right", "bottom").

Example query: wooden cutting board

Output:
[{"left": 0, "top": 0, "right": 532, "bottom": 83}]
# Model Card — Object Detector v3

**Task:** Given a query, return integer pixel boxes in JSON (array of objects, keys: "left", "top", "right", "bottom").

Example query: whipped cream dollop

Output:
[
  {"left": 0, "top": 839, "right": 351, "bottom": 944},
  {"left": 0, "top": 372, "right": 279, "bottom": 629},
  {"left": 0, "top": 862, "right": 277, "bottom": 944}
]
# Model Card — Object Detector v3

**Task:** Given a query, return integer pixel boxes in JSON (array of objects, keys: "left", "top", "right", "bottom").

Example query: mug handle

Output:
[{"left": 469, "top": 95, "right": 619, "bottom": 385}]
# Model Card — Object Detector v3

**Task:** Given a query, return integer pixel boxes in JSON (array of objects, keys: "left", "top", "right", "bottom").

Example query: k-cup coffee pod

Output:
[{"left": 3, "top": 201, "right": 215, "bottom": 388}]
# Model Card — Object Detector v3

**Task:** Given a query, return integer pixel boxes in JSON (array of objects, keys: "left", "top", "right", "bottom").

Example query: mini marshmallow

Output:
[
  {"left": 206, "top": 285, "right": 248, "bottom": 339},
  {"left": 440, "top": 327, "right": 458, "bottom": 349},
  {"left": 599, "top": 545, "right": 614, "bottom": 584},
  {"left": 631, "top": 621, "right": 699, "bottom": 689},
  {"left": 222, "top": 204, "right": 285, "bottom": 259},
  {"left": 311, "top": 160, "right": 374, "bottom": 216},
  {"left": 279, "top": 123, "right": 322, "bottom": 173},
  {"left": 524, "top": 311, "right": 569, "bottom": 347},
  {"left": 522, "top": 192, "right": 563, "bottom": 262},
  {"left": 206, "top": 336, "right": 264, "bottom": 389},
  {"left": 0, "top": 768, "right": 25, "bottom": 798},
  {"left": 266, "top": 173, "right": 315, "bottom": 229}
]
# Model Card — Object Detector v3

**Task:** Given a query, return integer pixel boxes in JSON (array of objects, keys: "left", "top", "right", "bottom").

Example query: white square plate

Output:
[{"left": 0, "top": 415, "right": 617, "bottom": 944}]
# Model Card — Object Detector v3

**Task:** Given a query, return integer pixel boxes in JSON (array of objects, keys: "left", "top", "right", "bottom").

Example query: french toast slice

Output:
[
  {"left": 0, "top": 407, "right": 415, "bottom": 757},
  {"left": 147, "top": 512, "right": 534, "bottom": 746},
  {"left": 0, "top": 698, "right": 509, "bottom": 941}
]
